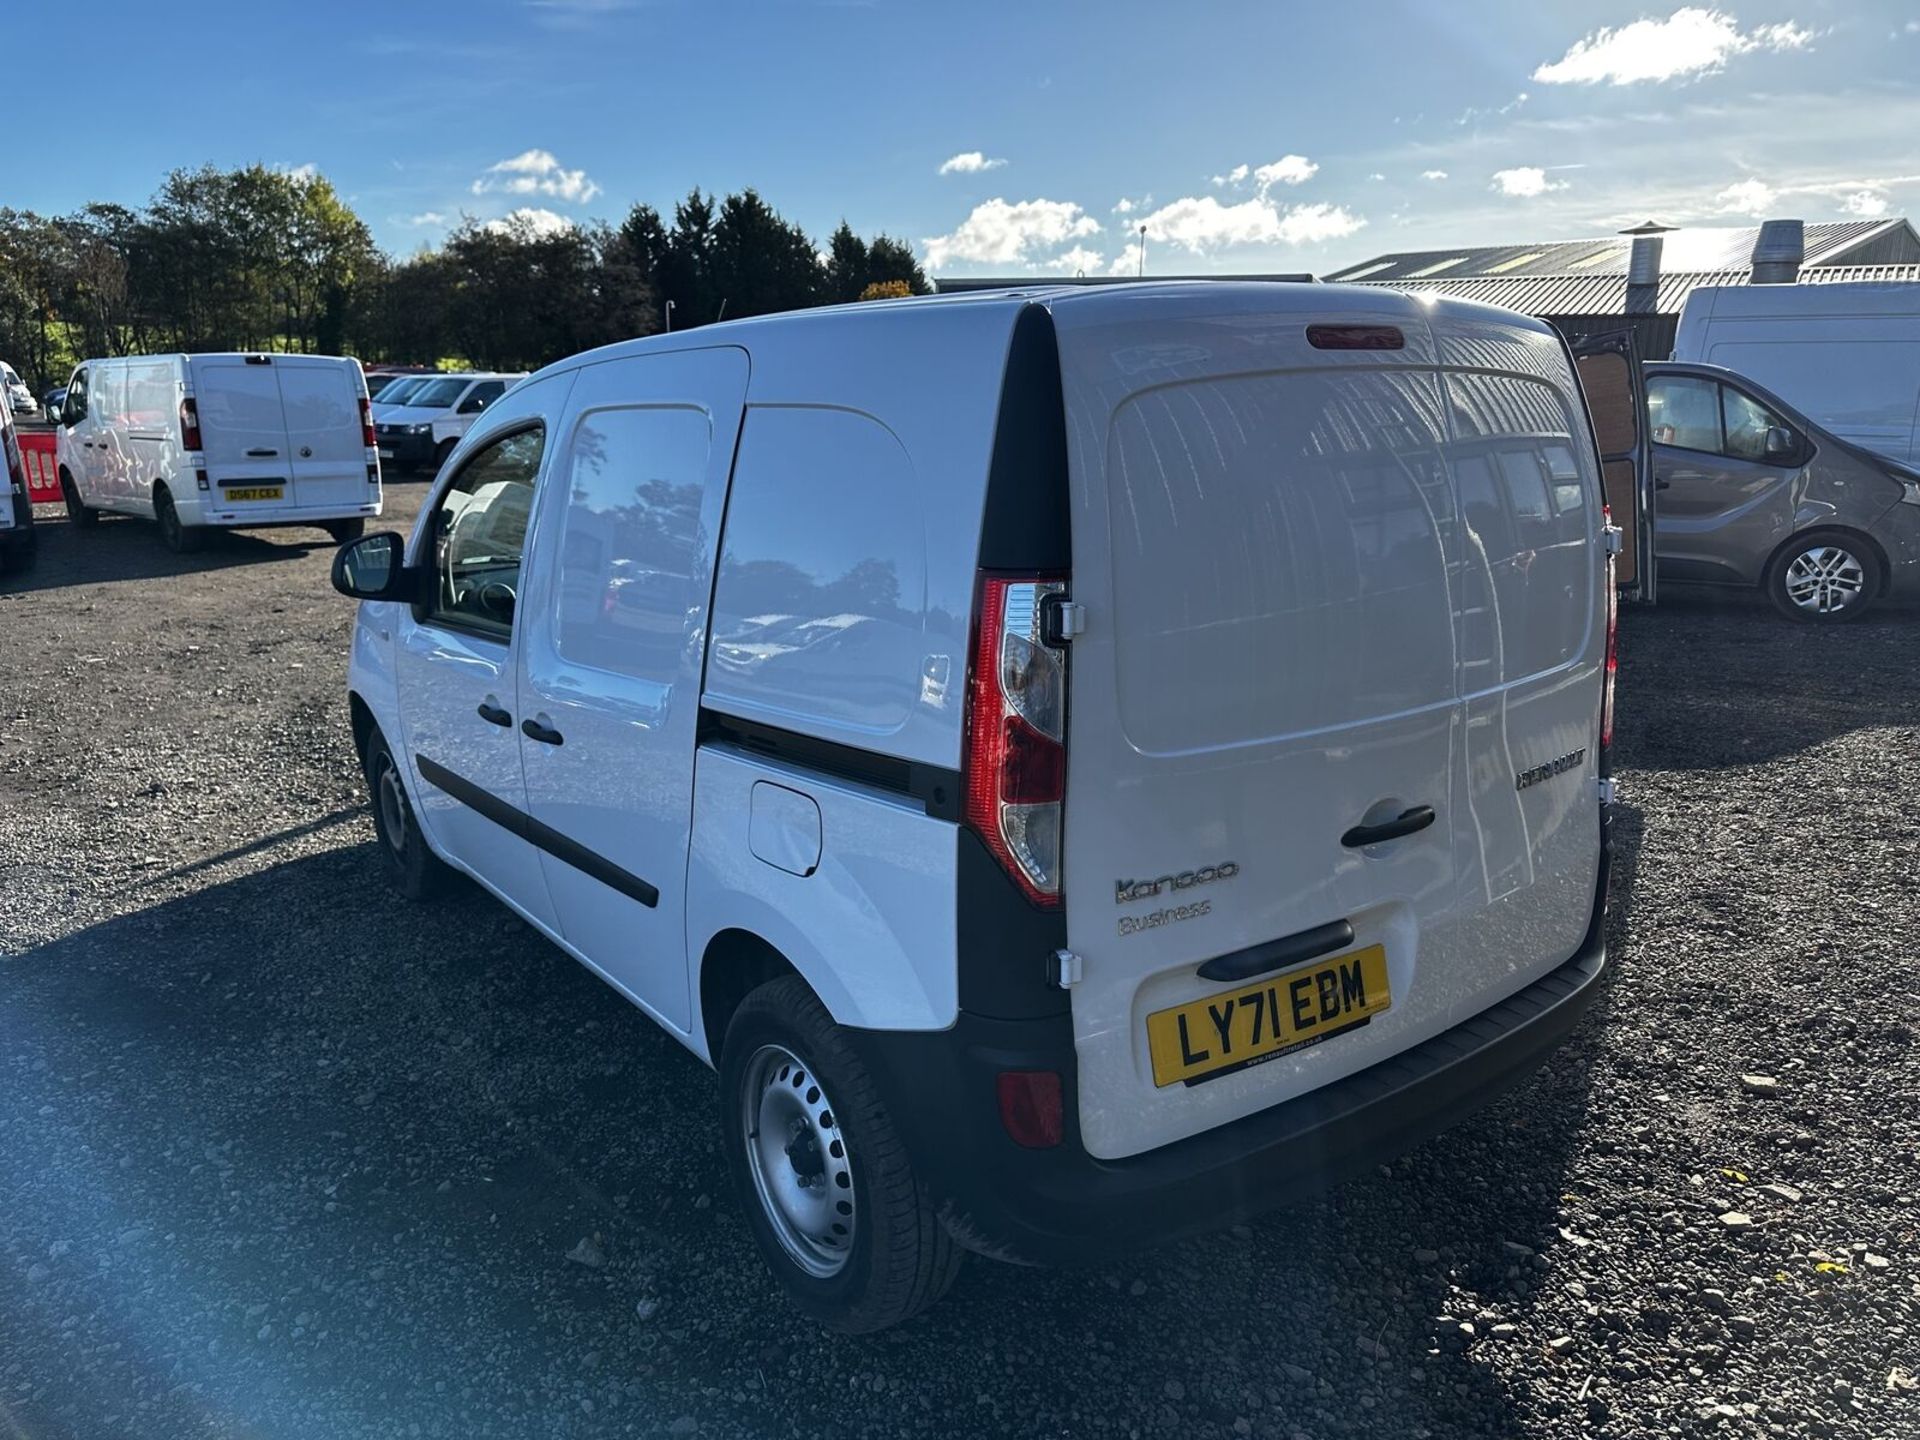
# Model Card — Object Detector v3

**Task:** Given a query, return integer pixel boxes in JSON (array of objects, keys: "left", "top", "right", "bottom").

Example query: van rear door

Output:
[
  {"left": 275, "top": 357, "right": 373, "bottom": 511},
  {"left": 192, "top": 357, "right": 296, "bottom": 506},
  {"left": 1045, "top": 287, "right": 1604, "bottom": 1161},
  {"left": 1572, "top": 330, "right": 1654, "bottom": 601}
]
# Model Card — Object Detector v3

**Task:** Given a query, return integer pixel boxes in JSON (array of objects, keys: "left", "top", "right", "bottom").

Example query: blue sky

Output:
[{"left": 10, "top": 1, "right": 1917, "bottom": 277}]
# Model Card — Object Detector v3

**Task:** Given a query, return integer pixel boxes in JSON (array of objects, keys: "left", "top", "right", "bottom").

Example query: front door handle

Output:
[
  {"left": 1342, "top": 804, "right": 1436, "bottom": 848},
  {"left": 476, "top": 701, "right": 512, "bottom": 728},
  {"left": 521, "top": 717, "right": 564, "bottom": 746},
  {"left": 1654, "top": 476, "right": 1671, "bottom": 490}
]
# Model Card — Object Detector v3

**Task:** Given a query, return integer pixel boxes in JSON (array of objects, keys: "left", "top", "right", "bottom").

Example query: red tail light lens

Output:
[
  {"left": 966, "top": 575, "right": 1068, "bottom": 906},
  {"left": 359, "top": 396, "right": 376, "bottom": 449},
  {"left": 996, "top": 1070, "right": 1064, "bottom": 1148},
  {"left": 179, "top": 397, "right": 202, "bottom": 451},
  {"left": 1601, "top": 505, "right": 1619, "bottom": 753}
]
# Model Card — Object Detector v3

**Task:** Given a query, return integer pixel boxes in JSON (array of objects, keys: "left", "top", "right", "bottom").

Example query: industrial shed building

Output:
[{"left": 1323, "top": 218, "right": 1920, "bottom": 357}]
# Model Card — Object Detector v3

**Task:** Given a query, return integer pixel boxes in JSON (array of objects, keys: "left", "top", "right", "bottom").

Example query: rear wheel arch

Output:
[
  {"left": 347, "top": 691, "right": 377, "bottom": 766},
  {"left": 699, "top": 928, "right": 801, "bottom": 1063}
]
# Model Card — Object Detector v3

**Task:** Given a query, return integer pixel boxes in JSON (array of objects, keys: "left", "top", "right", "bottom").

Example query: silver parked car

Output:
[{"left": 1647, "top": 361, "right": 1920, "bottom": 621}]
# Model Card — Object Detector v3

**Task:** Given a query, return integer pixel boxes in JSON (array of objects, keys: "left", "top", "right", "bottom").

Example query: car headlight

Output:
[{"left": 408, "top": 424, "right": 432, "bottom": 436}]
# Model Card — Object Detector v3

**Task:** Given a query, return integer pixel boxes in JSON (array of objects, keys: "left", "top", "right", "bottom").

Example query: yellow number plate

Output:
[
  {"left": 225, "top": 486, "right": 283, "bottom": 501},
  {"left": 1146, "top": 944, "right": 1391, "bottom": 1088}
]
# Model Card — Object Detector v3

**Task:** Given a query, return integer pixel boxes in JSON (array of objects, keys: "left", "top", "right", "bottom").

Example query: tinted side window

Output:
[
  {"left": 460, "top": 381, "right": 507, "bottom": 415},
  {"left": 65, "top": 369, "right": 89, "bottom": 424},
  {"left": 1722, "top": 385, "right": 1794, "bottom": 463},
  {"left": 429, "top": 427, "right": 546, "bottom": 638},
  {"left": 1647, "top": 375, "right": 1721, "bottom": 453},
  {"left": 552, "top": 406, "right": 714, "bottom": 678}
]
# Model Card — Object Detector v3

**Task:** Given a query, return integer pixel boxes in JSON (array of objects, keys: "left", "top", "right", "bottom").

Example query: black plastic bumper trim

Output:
[
  {"left": 415, "top": 753, "right": 659, "bottom": 908},
  {"left": 850, "top": 833, "right": 1612, "bottom": 1265}
]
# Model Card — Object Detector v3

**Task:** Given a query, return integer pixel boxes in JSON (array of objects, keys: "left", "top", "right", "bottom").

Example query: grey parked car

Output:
[{"left": 1646, "top": 361, "right": 1920, "bottom": 621}]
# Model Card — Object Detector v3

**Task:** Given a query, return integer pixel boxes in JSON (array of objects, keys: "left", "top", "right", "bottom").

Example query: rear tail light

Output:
[
  {"left": 995, "top": 1070, "right": 1064, "bottom": 1148},
  {"left": 359, "top": 396, "right": 376, "bottom": 449},
  {"left": 3, "top": 428, "right": 23, "bottom": 495},
  {"left": 965, "top": 575, "right": 1068, "bottom": 906},
  {"left": 1600, "top": 504, "right": 1619, "bottom": 757},
  {"left": 179, "top": 397, "right": 202, "bottom": 451}
]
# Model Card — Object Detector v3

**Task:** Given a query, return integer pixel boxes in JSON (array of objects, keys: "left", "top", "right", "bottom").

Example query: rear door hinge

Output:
[
  {"left": 1597, "top": 777, "right": 1618, "bottom": 807},
  {"left": 1049, "top": 949, "right": 1084, "bottom": 988},
  {"left": 1042, "top": 598, "right": 1086, "bottom": 644},
  {"left": 1601, "top": 524, "right": 1624, "bottom": 556}
]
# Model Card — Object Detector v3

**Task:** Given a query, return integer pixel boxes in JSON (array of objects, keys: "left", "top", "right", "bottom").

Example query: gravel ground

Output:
[{"left": 2, "top": 493, "right": 1917, "bottom": 1440}]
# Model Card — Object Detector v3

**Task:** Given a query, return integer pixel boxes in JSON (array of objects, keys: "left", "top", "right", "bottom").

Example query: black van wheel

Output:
[
  {"left": 1765, "top": 530, "right": 1883, "bottom": 622},
  {"left": 362, "top": 727, "right": 451, "bottom": 901},
  {"left": 719, "top": 975, "right": 964, "bottom": 1333},
  {"left": 154, "top": 486, "right": 205, "bottom": 554},
  {"left": 60, "top": 469, "right": 98, "bottom": 527},
  {"left": 326, "top": 518, "right": 366, "bottom": 544}
]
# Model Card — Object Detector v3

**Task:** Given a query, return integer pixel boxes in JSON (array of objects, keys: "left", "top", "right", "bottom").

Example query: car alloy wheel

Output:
[{"left": 1782, "top": 544, "right": 1866, "bottom": 615}]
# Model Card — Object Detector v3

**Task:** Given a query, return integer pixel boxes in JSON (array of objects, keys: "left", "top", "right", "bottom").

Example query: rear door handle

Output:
[
  {"left": 521, "top": 717, "right": 564, "bottom": 746},
  {"left": 1654, "top": 476, "right": 1671, "bottom": 490},
  {"left": 1341, "top": 804, "right": 1436, "bottom": 848},
  {"left": 476, "top": 701, "right": 512, "bottom": 728},
  {"left": 1198, "top": 919, "right": 1356, "bottom": 984},
  {"left": 246, "top": 447, "right": 279, "bottom": 458}
]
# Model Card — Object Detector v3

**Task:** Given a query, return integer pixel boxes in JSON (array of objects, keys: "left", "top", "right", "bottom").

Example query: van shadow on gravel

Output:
[
  {"left": 3, "top": 511, "right": 328, "bottom": 597},
  {"left": 0, "top": 818, "right": 1639, "bottom": 1439}
]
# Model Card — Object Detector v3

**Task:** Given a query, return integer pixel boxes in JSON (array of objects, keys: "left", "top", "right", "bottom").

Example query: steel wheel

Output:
[
  {"left": 374, "top": 751, "right": 412, "bottom": 858},
  {"left": 740, "top": 1043, "right": 855, "bottom": 1279},
  {"left": 1782, "top": 544, "right": 1866, "bottom": 615}
]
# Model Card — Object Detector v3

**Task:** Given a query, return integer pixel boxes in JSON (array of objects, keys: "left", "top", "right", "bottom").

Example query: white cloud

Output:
[
  {"left": 1211, "top": 163, "right": 1252, "bottom": 188},
  {"left": 1254, "top": 155, "right": 1317, "bottom": 192},
  {"left": 1368, "top": 172, "right": 1387, "bottom": 182},
  {"left": 483, "top": 207, "right": 575, "bottom": 238},
  {"left": 1842, "top": 189, "right": 1891, "bottom": 218},
  {"left": 471, "top": 148, "right": 601, "bottom": 204},
  {"left": 1491, "top": 166, "right": 1568, "bottom": 198},
  {"left": 403, "top": 211, "right": 448, "bottom": 227},
  {"left": 1137, "top": 194, "right": 1365, "bottom": 254},
  {"left": 1113, "top": 196, "right": 1136, "bottom": 214},
  {"left": 1109, "top": 250, "right": 1139, "bottom": 277},
  {"left": 938, "top": 151, "right": 1006, "bottom": 176},
  {"left": 1045, "top": 245, "right": 1106, "bottom": 275},
  {"left": 1533, "top": 7, "right": 1816, "bottom": 87},
  {"left": 1716, "top": 178, "right": 1778, "bottom": 215},
  {"left": 1420, "top": 169, "right": 1450, "bottom": 181},
  {"left": 923, "top": 198, "right": 1100, "bottom": 269}
]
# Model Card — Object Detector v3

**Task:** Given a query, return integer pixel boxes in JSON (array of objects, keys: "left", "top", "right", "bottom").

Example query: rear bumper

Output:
[
  {"left": 376, "top": 432, "right": 437, "bottom": 469},
  {"left": 850, "top": 833, "right": 1611, "bottom": 1265}
]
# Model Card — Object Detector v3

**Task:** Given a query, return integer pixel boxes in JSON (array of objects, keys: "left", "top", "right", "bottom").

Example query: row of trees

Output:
[{"left": 0, "top": 165, "right": 930, "bottom": 388}]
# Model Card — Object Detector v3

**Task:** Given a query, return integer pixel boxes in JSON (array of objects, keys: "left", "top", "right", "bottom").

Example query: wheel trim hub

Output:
[
  {"left": 375, "top": 757, "right": 410, "bottom": 856},
  {"left": 1784, "top": 545, "right": 1866, "bottom": 614},
  {"left": 742, "top": 1044, "right": 855, "bottom": 1279}
]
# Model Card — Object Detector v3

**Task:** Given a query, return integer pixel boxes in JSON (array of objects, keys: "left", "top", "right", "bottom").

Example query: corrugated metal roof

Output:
[
  {"left": 1324, "top": 220, "right": 1913, "bottom": 284},
  {"left": 1345, "top": 263, "right": 1920, "bottom": 317}
]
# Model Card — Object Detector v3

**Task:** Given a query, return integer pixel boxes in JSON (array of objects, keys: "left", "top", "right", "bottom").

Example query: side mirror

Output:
[
  {"left": 1765, "top": 425, "right": 1795, "bottom": 459},
  {"left": 459, "top": 395, "right": 489, "bottom": 414},
  {"left": 330, "top": 531, "right": 415, "bottom": 601}
]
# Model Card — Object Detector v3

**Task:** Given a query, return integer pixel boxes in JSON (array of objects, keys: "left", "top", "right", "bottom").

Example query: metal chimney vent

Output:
[
  {"left": 1619, "top": 221, "right": 1674, "bottom": 309},
  {"left": 1751, "top": 219, "right": 1806, "bottom": 284}
]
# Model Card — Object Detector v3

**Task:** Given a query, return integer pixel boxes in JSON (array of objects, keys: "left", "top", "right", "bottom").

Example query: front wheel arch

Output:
[{"left": 1762, "top": 525, "right": 1892, "bottom": 599}]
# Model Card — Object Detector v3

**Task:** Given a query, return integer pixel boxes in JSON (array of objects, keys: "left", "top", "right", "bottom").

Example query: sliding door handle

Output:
[
  {"left": 1341, "top": 804, "right": 1435, "bottom": 848},
  {"left": 521, "top": 717, "right": 564, "bottom": 746},
  {"left": 475, "top": 701, "right": 512, "bottom": 728}
]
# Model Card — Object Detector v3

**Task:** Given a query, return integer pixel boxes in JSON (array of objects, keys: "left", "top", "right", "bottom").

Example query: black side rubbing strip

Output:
[
  {"left": 697, "top": 710, "right": 961, "bottom": 821},
  {"left": 414, "top": 754, "right": 659, "bottom": 908},
  {"left": 1197, "top": 919, "right": 1357, "bottom": 985}
]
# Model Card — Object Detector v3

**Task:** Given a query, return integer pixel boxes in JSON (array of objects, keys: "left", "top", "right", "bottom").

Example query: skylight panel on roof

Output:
[
  {"left": 1333, "top": 259, "right": 1396, "bottom": 281},
  {"left": 1407, "top": 256, "right": 1468, "bottom": 278},
  {"left": 1484, "top": 251, "right": 1546, "bottom": 274}
]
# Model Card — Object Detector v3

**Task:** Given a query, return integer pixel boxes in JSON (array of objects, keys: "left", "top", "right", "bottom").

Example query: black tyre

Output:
[
  {"left": 154, "top": 486, "right": 205, "bottom": 554},
  {"left": 361, "top": 726, "right": 451, "bottom": 901},
  {"left": 60, "top": 469, "right": 98, "bottom": 527},
  {"left": 326, "top": 518, "right": 366, "bottom": 544},
  {"left": 719, "top": 975, "right": 964, "bottom": 1333},
  {"left": 1765, "top": 529, "right": 1883, "bottom": 622}
]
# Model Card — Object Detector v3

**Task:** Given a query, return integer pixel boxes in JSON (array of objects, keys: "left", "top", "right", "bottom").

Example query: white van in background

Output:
[
  {"left": 331, "top": 284, "right": 1619, "bottom": 1331},
  {"left": 55, "top": 353, "right": 381, "bottom": 553},
  {"left": 1671, "top": 283, "right": 1920, "bottom": 463},
  {"left": 371, "top": 371, "right": 526, "bottom": 475},
  {"left": 1, "top": 398, "right": 36, "bottom": 574}
]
